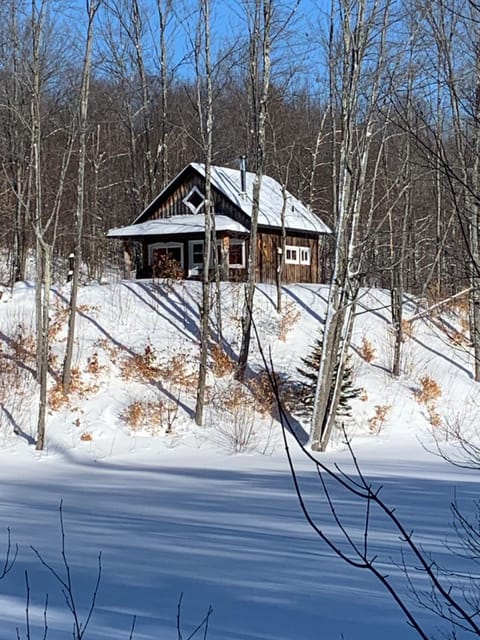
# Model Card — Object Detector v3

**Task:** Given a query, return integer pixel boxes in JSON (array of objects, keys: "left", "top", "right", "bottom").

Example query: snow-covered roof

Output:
[
  {"left": 125, "top": 163, "right": 331, "bottom": 236},
  {"left": 107, "top": 214, "right": 248, "bottom": 238},
  {"left": 190, "top": 163, "right": 331, "bottom": 234}
]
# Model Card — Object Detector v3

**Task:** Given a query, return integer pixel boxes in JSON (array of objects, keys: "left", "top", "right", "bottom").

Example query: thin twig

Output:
[{"left": 0, "top": 527, "right": 18, "bottom": 579}]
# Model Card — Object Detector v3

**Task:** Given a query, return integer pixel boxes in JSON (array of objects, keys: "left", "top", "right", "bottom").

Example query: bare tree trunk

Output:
[
  {"left": 36, "top": 245, "right": 51, "bottom": 451},
  {"left": 391, "top": 57, "right": 414, "bottom": 377},
  {"left": 276, "top": 184, "right": 287, "bottom": 313},
  {"left": 62, "top": 0, "right": 99, "bottom": 391},
  {"left": 131, "top": 0, "right": 156, "bottom": 200},
  {"left": 391, "top": 286, "right": 403, "bottom": 377},
  {"left": 29, "top": 0, "right": 75, "bottom": 449},
  {"left": 156, "top": 0, "right": 170, "bottom": 186},
  {"left": 30, "top": 0, "right": 52, "bottom": 451},
  {"left": 89, "top": 124, "right": 103, "bottom": 281},
  {"left": 470, "top": 241, "right": 480, "bottom": 382},
  {"left": 9, "top": 2, "right": 29, "bottom": 283},
  {"left": 31, "top": 0, "right": 44, "bottom": 385},
  {"left": 306, "top": 111, "right": 329, "bottom": 210},
  {"left": 470, "top": 22, "right": 480, "bottom": 382},
  {"left": 195, "top": 0, "right": 214, "bottom": 426},
  {"left": 235, "top": 0, "right": 272, "bottom": 381},
  {"left": 434, "top": 55, "right": 444, "bottom": 296},
  {"left": 270, "top": 130, "right": 294, "bottom": 313},
  {"left": 311, "top": 0, "right": 391, "bottom": 451}
]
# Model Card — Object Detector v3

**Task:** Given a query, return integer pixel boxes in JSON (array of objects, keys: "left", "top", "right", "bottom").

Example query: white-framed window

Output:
[
  {"left": 228, "top": 239, "right": 246, "bottom": 268},
  {"left": 188, "top": 240, "right": 215, "bottom": 276},
  {"left": 300, "top": 247, "right": 311, "bottom": 265},
  {"left": 284, "top": 244, "right": 311, "bottom": 266},
  {"left": 188, "top": 240, "right": 204, "bottom": 269},
  {"left": 183, "top": 186, "right": 205, "bottom": 214},
  {"left": 285, "top": 246, "right": 299, "bottom": 264},
  {"left": 148, "top": 242, "right": 184, "bottom": 268},
  {"left": 188, "top": 239, "right": 246, "bottom": 274}
]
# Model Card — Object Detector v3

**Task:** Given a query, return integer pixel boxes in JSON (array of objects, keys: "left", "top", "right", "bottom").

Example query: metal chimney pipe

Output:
[{"left": 239, "top": 155, "right": 247, "bottom": 194}]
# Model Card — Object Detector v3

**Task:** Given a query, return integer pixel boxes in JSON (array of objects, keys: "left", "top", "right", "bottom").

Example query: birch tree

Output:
[
  {"left": 29, "top": 0, "right": 75, "bottom": 450},
  {"left": 194, "top": 0, "right": 214, "bottom": 426},
  {"left": 155, "top": 0, "right": 172, "bottom": 187},
  {"left": 390, "top": 22, "right": 416, "bottom": 378},
  {"left": 310, "top": 0, "right": 393, "bottom": 451},
  {"left": 235, "top": 0, "right": 272, "bottom": 381},
  {"left": 62, "top": 0, "right": 101, "bottom": 392},
  {"left": 416, "top": 0, "right": 480, "bottom": 381}
]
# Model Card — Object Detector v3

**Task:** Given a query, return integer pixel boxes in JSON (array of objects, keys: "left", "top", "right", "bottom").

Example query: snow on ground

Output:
[{"left": 0, "top": 279, "right": 479, "bottom": 639}]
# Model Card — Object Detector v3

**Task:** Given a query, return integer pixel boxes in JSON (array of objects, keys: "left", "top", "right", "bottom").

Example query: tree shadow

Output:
[
  {"left": 149, "top": 378, "right": 195, "bottom": 419},
  {"left": 125, "top": 282, "right": 200, "bottom": 343},
  {"left": 1, "top": 405, "right": 35, "bottom": 445},
  {"left": 52, "top": 288, "right": 135, "bottom": 357},
  {"left": 410, "top": 334, "right": 473, "bottom": 379},
  {"left": 0, "top": 332, "right": 37, "bottom": 377},
  {"left": 281, "top": 287, "right": 326, "bottom": 325}
]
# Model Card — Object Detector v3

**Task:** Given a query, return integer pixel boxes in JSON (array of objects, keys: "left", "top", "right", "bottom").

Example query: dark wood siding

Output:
[
  {"left": 149, "top": 174, "right": 203, "bottom": 218},
  {"left": 148, "top": 171, "right": 251, "bottom": 231},
  {"left": 140, "top": 234, "right": 249, "bottom": 281},
  {"left": 257, "top": 231, "right": 320, "bottom": 284},
  {"left": 138, "top": 231, "right": 325, "bottom": 284},
  {"left": 130, "top": 165, "right": 329, "bottom": 285}
]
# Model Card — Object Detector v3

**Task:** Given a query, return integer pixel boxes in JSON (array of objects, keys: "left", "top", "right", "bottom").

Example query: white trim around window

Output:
[
  {"left": 148, "top": 242, "right": 184, "bottom": 267},
  {"left": 183, "top": 186, "right": 205, "bottom": 214},
  {"left": 285, "top": 244, "right": 311, "bottom": 266},
  {"left": 188, "top": 239, "right": 246, "bottom": 274},
  {"left": 188, "top": 240, "right": 204, "bottom": 275},
  {"left": 299, "top": 247, "right": 311, "bottom": 265},
  {"left": 285, "top": 245, "right": 299, "bottom": 264},
  {"left": 228, "top": 239, "right": 246, "bottom": 268}
]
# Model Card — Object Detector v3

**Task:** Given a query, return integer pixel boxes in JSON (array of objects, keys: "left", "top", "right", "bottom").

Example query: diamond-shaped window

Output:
[{"left": 184, "top": 186, "right": 205, "bottom": 214}]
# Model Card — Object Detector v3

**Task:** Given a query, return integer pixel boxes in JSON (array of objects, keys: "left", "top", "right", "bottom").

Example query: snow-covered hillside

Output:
[{"left": 0, "top": 280, "right": 478, "bottom": 639}]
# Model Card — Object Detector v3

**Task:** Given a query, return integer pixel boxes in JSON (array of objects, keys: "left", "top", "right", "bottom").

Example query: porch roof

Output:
[{"left": 107, "top": 214, "right": 248, "bottom": 238}]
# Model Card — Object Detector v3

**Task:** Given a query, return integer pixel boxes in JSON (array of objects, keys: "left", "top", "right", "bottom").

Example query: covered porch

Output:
[{"left": 107, "top": 214, "right": 249, "bottom": 281}]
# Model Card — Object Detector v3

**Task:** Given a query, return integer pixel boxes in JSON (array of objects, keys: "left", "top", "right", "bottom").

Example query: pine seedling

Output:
[{"left": 297, "top": 334, "right": 361, "bottom": 418}]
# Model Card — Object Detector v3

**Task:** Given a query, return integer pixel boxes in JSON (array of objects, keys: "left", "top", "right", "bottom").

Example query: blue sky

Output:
[{"left": 60, "top": 0, "right": 329, "bottom": 92}]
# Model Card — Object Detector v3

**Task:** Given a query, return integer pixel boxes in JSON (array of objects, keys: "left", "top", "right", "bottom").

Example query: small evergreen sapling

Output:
[{"left": 297, "top": 335, "right": 361, "bottom": 418}]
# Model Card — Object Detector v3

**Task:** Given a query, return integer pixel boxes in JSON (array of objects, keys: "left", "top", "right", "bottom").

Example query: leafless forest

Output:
[
  {"left": 1, "top": 0, "right": 480, "bottom": 449},
  {"left": 0, "top": 0, "right": 477, "bottom": 292}
]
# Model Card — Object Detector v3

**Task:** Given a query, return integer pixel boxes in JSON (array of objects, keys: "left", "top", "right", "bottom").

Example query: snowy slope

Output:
[{"left": 0, "top": 280, "right": 478, "bottom": 639}]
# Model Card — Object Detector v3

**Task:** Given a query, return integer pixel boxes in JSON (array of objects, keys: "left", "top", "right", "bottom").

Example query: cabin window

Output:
[
  {"left": 285, "top": 246, "right": 299, "bottom": 264},
  {"left": 228, "top": 240, "right": 245, "bottom": 268},
  {"left": 189, "top": 240, "right": 204, "bottom": 268},
  {"left": 300, "top": 247, "right": 311, "bottom": 265},
  {"left": 188, "top": 239, "right": 245, "bottom": 273},
  {"left": 183, "top": 186, "right": 205, "bottom": 214},
  {"left": 149, "top": 242, "right": 184, "bottom": 267},
  {"left": 285, "top": 245, "right": 311, "bottom": 265}
]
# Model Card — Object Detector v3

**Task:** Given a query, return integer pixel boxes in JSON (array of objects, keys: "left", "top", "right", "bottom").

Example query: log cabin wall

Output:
[
  {"left": 133, "top": 166, "right": 329, "bottom": 284},
  {"left": 257, "top": 231, "right": 320, "bottom": 284},
  {"left": 139, "top": 231, "right": 325, "bottom": 284},
  {"left": 139, "top": 232, "right": 249, "bottom": 281}
]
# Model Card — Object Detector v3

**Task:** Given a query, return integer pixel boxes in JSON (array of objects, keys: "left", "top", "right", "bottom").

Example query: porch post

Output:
[
  {"left": 219, "top": 235, "right": 229, "bottom": 280},
  {"left": 123, "top": 240, "right": 133, "bottom": 279}
]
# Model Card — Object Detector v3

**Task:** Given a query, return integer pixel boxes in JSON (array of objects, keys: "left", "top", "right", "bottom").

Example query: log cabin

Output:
[{"left": 107, "top": 161, "right": 331, "bottom": 284}]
